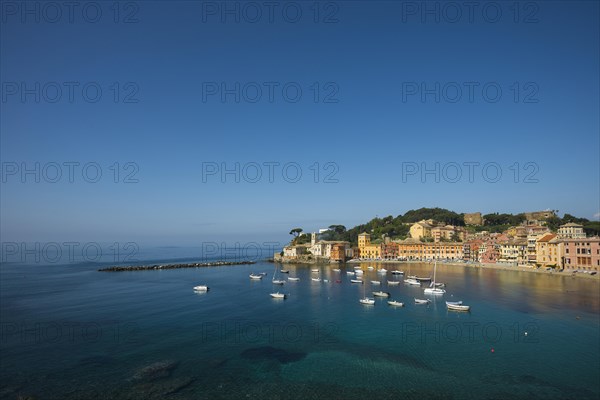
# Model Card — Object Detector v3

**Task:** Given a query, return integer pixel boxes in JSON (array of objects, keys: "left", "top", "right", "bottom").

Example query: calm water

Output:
[{"left": 1, "top": 254, "right": 599, "bottom": 399}]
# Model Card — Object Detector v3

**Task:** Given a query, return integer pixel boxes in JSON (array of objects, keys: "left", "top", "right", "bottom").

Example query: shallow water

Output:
[{"left": 1, "top": 258, "right": 598, "bottom": 399}]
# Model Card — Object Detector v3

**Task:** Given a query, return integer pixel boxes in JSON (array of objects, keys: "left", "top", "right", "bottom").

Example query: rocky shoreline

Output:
[{"left": 98, "top": 260, "right": 255, "bottom": 272}]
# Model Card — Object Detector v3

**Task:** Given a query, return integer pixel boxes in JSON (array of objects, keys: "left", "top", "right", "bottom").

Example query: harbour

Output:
[{"left": 1, "top": 257, "right": 598, "bottom": 399}]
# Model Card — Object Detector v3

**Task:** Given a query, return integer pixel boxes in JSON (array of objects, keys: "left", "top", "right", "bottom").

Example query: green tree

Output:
[{"left": 289, "top": 228, "right": 303, "bottom": 237}]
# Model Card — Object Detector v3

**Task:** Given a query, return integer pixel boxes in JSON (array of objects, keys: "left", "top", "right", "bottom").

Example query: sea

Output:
[{"left": 1, "top": 247, "right": 599, "bottom": 399}]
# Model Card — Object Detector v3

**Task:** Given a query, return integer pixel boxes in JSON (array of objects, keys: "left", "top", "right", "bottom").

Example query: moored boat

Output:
[
  {"left": 359, "top": 297, "right": 375, "bottom": 305},
  {"left": 272, "top": 280, "right": 286, "bottom": 285},
  {"left": 333, "top": 268, "right": 341, "bottom": 272},
  {"left": 249, "top": 274, "right": 263, "bottom": 280},
  {"left": 388, "top": 281, "right": 400, "bottom": 286},
  {"left": 270, "top": 292, "right": 286, "bottom": 299},
  {"left": 350, "top": 279, "right": 364, "bottom": 284},
  {"left": 311, "top": 277, "right": 321, "bottom": 282},
  {"left": 288, "top": 277, "right": 300, "bottom": 281},
  {"left": 387, "top": 300, "right": 404, "bottom": 307},
  {"left": 280, "top": 270, "right": 289, "bottom": 274},
  {"left": 414, "top": 298, "right": 431, "bottom": 304},
  {"left": 391, "top": 270, "right": 404, "bottom": 275},
  {"left": 372, "top": 291, "right": 391, "bottom": 297},
  {"left": 404, "top": 278, "right": 420, "bottom": 285},
  {"left": 371, "top": 280, "right": 381, "bottom": 285},
  {"left": 193, "top": 285, "right": 209, "bottom": 291},
  {"left": 446, "top": 302, "right": 470, "bottom": 311},
  {"left": 424, "top": 287, "right": 446, "bottom": 294}
]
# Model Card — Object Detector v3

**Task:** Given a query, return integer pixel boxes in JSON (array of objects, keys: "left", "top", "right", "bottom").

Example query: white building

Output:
[{"left": 557, "top": 223, "right": 586, "bottom": 239}]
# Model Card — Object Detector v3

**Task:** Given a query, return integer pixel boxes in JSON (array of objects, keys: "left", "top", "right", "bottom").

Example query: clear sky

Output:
[{"left": 1, "top": 1, "right": 599, "bottom": 247}]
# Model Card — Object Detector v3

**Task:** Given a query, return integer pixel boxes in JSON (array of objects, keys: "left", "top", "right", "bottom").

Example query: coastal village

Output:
[{"left": 275, "top": 211, "right": 600, "bottom": 273}]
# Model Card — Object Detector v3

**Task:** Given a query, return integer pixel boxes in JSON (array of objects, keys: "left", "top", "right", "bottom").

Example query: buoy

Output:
[
  {"left": 491, "top": 348, "right": 495, "bottom": 353},
  {"left": 524, "top": 332, "right": 528, "bottom": 336}
]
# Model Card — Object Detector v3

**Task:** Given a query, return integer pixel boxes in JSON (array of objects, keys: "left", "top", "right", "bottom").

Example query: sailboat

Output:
[
  {"left": 272, "top": 265, "right": 286, "bottom": 285},
  {"left": 424, "top": 259, "right": 445, "bottom": 294},
  {"left": 359, "top": 277, "right": 375, "bottom": 305}
]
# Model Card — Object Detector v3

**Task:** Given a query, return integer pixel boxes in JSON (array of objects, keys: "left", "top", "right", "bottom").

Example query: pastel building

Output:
[
  {"left": 357, "top": 232, "right": 381, "bottom": 259},
  {"left": 557, "top": 223, "right": 586, "bottom": 239},
  {"left": 562, "top": 238, "right": 600, "bottom": 271},
  {"left": 499, "top": 239, "right": 528, "bottom": 264},
  {"left": 535, "top": 233, "right": 564, "bottom": 267}
]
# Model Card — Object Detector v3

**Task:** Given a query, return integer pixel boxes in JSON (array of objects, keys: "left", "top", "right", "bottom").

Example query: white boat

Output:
[
  {"left": 270, "top": 292, "right": 286, "bottom": 299},
  {"left": 404, "top": 278, "right": 420, "bottom": 285},
  {"left": 288, "top": 277, "right": 300, "bottom": 281},
  {"left": 355, "top": 270, "right": 364, "bottom": 275},
  {"left": 272, "top": 266, "right": 285, "bottom": 285},
  {"left": 354, "top": 266, "right": 362, "bottom": 269},
  {"left": 333, "top": 268, "right": 341, "bottom": 272},
  {"left": 193, "top": 285, "right": 209, "bottom": 291},
  {"left": 424, "top": 260, "right": 445, "bottom": 294},
  {"left": 416, "top": 276, "right": 431, "bottom": 282},
  {"left": 359, "top": 279, "right": 374, "bottom": 304},
  {"left": 378, "top": 268, "right": 387, "bottom": 273},
  {"left": 311, "top": 269, "right": 319, "bottom": 272},
  {"left": 434, "top": 282, "right": 446, "bottom": 288},
  {"left": 387, "top": 300, "right": 404, "bottom": 307},
  {"left": 446, "top": 301, "right": 463, "bottom": 306},
  {"left": 346, "top": 271, "right": 355, "bottom": 276},
  {"left": 280, "top": 270, "right": 289, "bottom": 274},
  {"left": 414, "top": 298, "right": 431, "bottom": 304},
  {"left": 259, "top": 272, "right": 268, "bottom": 276},
  {"left": 446, "top": 302, "right": 470, "bottom": 311},
  {"left": 370, "top": 280, "right": 381, "bottom": 285},
  {"left": 367, "top": 266, "right": 374, "bottom": 270},
  {"left": 388, "top": 281, "right": 400, "bottom": 286},
  {"left": 311, "top": 277, "right": 321, "bottom": 282},
  {"left": 391, "top": 270, "right": 404, "bottom": 275},
  {"left": 249, "top": 274, "right": 263, "bottom": 280},
  {"left": 372, "top": 291, "right": 391, "bottom": 297},
  {"left": 350, "top": 279, "right": 364, "bottom": 284}
]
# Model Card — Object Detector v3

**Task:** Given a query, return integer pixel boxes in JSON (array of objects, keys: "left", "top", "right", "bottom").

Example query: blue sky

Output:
[{"left": 1, "top": 1, "right": 599, "bottom": 247}]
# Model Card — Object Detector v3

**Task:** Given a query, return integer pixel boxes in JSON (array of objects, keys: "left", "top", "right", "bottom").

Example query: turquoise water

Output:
[{"left": 1, "top": 256, "right": 599, "bottom": 399}]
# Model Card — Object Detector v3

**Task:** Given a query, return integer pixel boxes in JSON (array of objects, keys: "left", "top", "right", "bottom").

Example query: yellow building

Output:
[
  {"left": 395, "top": 239, "right": 463, "bottom": 260},
  {"left": 357, "top": 232, "right": 381, "bottom": 259},
  {"left": 409, "top": 221, "right": 433, "bottom": 239},
  {"left": 536, "top": 233, "right": 564, "bottom": 267}
]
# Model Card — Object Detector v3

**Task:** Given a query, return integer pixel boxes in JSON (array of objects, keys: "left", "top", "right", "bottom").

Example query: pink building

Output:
[{"left": 562, "top": 238, "right": 600, "bottom": 271}]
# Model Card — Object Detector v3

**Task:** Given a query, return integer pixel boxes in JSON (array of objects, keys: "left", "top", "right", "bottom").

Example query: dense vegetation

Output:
[{"left": 291, "top": 208, "right": 599, "bottom": 246}]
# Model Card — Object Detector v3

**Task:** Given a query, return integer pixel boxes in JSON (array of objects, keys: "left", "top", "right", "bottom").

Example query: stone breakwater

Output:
[{"left": 98, "top": 260, "right": 255, "bottom": 272}]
